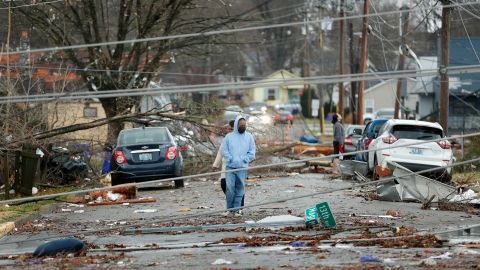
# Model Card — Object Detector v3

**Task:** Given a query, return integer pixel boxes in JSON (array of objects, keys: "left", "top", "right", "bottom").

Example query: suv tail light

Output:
[
  {"left": 437, "top": 140, "right": 451, "bottom": 149},
  {"left": 382, "top": 133, "right": 398, "bottom": 144},
  {"left": 345, "top": 136, "right": 352, "bottom": 146},
  {"left": 114, "top": 150, "right": 127, "bottom": 164},
  {"left": 165, "top": 146, "right": 177, "bottom": 160}
]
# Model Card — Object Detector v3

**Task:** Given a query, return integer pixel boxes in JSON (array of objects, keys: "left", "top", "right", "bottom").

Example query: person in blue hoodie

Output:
[{"left": 223, "top": 115, "right": 256, "bottom": 216}]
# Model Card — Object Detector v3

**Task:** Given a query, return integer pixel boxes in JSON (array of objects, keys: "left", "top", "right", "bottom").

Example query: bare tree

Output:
[{"left": 10, "top": 0, "right": 249, "bottom": 142}]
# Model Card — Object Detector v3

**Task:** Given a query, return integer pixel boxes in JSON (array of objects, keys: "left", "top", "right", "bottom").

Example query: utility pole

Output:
[
  {"left": 304, "top": 25, "right": 311, "bottom": 118},
  {"left": 357, "top": 0, "right": 369, "bottom": 124},
  {"left": 349, "top": 22, "right": 357, "bottom": 124},
  {"left": 440, "top": 0, "right": 451, "bottom": 134},
  {"left": 338, "top": 0, "right": 345, "bottom": 120},
  {"left": 394, "top": 5, "right": 410, "bottom": 119}
]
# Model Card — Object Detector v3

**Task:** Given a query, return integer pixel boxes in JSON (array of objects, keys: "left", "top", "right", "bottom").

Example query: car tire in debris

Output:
[
  {"left": 174, "top": 180, "right": 184, "bottom": 188},
  {"left": 111, "top": 174, "right": 124, "bottom": 186}
]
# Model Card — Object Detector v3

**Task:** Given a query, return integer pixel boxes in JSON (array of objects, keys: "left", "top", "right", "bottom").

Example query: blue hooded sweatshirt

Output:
[{"left": 223, "top": 115, "right": 256, "bottom": 169}]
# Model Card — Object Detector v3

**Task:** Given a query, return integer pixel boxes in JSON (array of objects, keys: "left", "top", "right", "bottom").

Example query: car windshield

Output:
[
  {"left": 392, "top": 125, "right": 443, "bottom": 140},
  {"left": 118, "top": 128, "right": 170, "bottom": 146}
]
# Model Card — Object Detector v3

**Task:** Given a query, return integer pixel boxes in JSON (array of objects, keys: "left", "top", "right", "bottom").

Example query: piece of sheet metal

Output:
[
  {"left": 377, "top": 161, "right": 458, "bottom": 203},
  {"left": 338, "top": 160, "right": 368, "bottom": 178}
]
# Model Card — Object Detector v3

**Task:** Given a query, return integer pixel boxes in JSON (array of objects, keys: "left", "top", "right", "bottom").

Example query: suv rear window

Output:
[
  {"left": 118, "top": 128, "right": 170, "bottom": 146},
  {"left": 392, "top": 125, "right": 443, "bottom": 140}
]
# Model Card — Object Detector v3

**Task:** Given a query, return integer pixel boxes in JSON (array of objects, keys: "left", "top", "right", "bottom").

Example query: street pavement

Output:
[{"left": 1, "top": 172, "right": 480, "bottom": 269}]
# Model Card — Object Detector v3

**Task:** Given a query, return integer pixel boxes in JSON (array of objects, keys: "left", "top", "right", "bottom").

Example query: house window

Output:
[
  {"left": 83, "top": 106, "right": 97, "bottom": 118},
  {"left": 268, "top": 89, "right": 276, "bottom": 100},
  {"left": 365, "top": 99, "right": 374, "bottom": 113}
]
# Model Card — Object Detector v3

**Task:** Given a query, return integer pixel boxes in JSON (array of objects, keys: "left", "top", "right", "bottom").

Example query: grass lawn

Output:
[{"left": 0, "top": 186, "right": 76, "bottom": 223}]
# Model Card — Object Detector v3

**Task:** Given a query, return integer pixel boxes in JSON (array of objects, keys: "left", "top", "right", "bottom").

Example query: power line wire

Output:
[
  {"left": 0, "top": 1, "right": 478, "bottom": 56},
  {"left": 2, "top": 64, "right": 480, "bottom": 104},
  {"left": 0, "top": 0, "right": 64, "bottom": 10}
]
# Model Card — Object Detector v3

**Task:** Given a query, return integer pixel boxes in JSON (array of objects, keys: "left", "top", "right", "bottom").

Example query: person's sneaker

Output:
[
  {"left": 222, "top": 211, "right": 231, "bottom": 217},
  {"left": 234, "top": 211, "right": 243, "bottom": 217}
]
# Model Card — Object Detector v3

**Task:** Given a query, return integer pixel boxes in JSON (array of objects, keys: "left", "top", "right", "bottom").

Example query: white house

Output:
[{"left": 364, "top": 78, "right": 419, "bottom": 116}]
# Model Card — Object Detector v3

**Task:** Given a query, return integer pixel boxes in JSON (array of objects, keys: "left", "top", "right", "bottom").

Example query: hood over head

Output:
[{"left": 233, "top": 114, "right": 246, "bottom": 134}]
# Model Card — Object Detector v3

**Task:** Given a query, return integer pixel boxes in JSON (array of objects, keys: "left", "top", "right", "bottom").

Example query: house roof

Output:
[
  {"left": 365, "top": 78, "right": 417, "bottom": 94},
  {"left": 266, "top": 69, "right": 299, "bottom": 79},
  {"left": 256, "top": 69, "right": 303, "bottom": 89}
]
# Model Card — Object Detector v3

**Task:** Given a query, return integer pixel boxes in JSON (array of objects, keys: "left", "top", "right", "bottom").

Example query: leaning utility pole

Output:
[
  {"left": 338, "top": 0, "right": 345, "bottom": 120},
  {"left": 440, "top": 0, "right": 451, "bottom": 134},
  {"left": 349, "top": 22, "right": 357, "bottom": 124},
  {"left": 357, "top": 0, "right": 369, "bottom": 124},
  {"left": 394, "top": 5, "right": 410, "bottom": 119}
]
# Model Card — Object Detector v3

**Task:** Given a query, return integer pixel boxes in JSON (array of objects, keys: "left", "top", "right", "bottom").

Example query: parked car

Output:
[
  {"left": 245, "top": 101, "right": 267, "bottom": 114},
  {"left": 274, "top": 100, "right": 302, "bottom": 115},
  {"left": 367, "top": 119, "right": 453, "bottom": 182},
  {"left": 374, "top": 108, "right": 395, "bottom": 120},
  {"left": 344, "top": 124, "right": 365, "bottom": 158},
  {"left": 110, "top": 127, "right": 184, "bottom": 187},
  {"left": 273, "top": 109, "right": 294, "bottom": 125},
  {"left": 223, "top": 105, "right": 243, "bottom": 123},
  {"left": 356, "top": 119, "right": 388, "bottom": 162},
  {"left": 247, "top": 110, "right": 272, "bottom": 126}
]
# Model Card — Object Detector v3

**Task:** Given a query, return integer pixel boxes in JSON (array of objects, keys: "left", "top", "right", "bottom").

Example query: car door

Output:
[{"left": 358, "top": 123, "right": 371, "bottom": 161}]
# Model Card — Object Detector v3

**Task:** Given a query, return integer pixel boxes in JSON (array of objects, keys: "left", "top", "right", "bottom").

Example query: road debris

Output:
[
  {"left": 211, "top": 258, "right": 233, "bottom": 265},
  {"left": 385, "top": 209, "right": 401, "bottom": 217},
  {"left": 304, "top": 202, "right": 336, "bottom": 228},
  {"left": 89, "top": 186, "right": 137, "bottom": 203},
  {"left": 359, "top": 255, "right": 382, "bottom": 263},
  {"left": 86, "top": 198, "right": 156, "bottom": 206},
  {"left": 338, "top": 160, "right": 368, "bottom": 179},
  {"left": 377, "top": 163, "right": 459, "bottom": 203},
  {"left": 133, "top": 209, "right": 157, "bottom": 213},
  {"left": 449, "top": 189, "right": 480, "bottom": 204},
  {"left": 33, "top": 238, "right": 86, "bottom": 257},
  {"left": 178, "top": 208, "right": 192, "bottom": 212}
]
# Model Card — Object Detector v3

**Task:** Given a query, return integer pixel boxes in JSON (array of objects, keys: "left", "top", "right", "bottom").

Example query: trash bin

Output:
[
  {"left": 16, "top": 144, "right": 40, "bottom": 196},
  {"left": 101, "top": 144, "right": 113, "bottom": 175}
]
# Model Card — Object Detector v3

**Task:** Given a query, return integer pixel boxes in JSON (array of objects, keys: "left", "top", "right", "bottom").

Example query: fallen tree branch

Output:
[{"left": 1, "top": 110, "right": 225, "bottom": 147}]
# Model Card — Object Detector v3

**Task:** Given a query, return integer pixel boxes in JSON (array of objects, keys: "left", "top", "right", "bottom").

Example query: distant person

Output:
[
  {"left": 212, "top": 120, "right": 244, "bottom": 206},
  {"left": 332, "top": 114, "right": 345, "bottom": 160},
  {"left": 222, "top": 115, "right": 256, "bottom": 216}
]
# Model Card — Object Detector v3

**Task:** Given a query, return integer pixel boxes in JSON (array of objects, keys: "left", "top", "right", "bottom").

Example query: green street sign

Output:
[
  {"left": 304, "top": 206, "right": 319, "bottom": 227},
  {"left": 316, "top": 202, "right": 336, "bottom": 228}
]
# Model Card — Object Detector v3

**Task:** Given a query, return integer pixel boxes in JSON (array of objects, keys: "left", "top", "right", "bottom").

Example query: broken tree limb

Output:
[{"left": 0, "top": 110, "right": 222, "bottom": 147}]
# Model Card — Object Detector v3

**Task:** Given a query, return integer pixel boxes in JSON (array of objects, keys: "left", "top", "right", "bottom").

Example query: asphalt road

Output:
[{"left": 1, "top": 172, "right": 479, "bottom": 269}]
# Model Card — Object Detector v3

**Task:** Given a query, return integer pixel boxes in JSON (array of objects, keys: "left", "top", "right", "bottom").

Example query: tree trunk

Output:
[{"left": 101, "top": 97, "right": 124, "bottom": 144}]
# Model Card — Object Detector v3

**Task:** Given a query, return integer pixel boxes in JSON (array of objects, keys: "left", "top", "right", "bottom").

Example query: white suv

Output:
[{"left": 367, "top": 119, "right": 453, "bottom": 182}]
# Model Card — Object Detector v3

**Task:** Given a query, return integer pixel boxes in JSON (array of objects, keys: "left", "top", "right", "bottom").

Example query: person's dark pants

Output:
[
  {"left": 333, "top": 141, "right": 340, "bottom": 161},
  {"left": 221, "top": 178, "right": 244, "bottom": 207},
  {"left": 333, "top": 141, "right": 340, "bottom": 154}
]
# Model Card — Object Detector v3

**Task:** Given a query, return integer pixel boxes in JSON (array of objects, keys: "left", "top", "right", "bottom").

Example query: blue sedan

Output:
[{"left": 110, "top": 127, "right": 184, "bottom": 187}]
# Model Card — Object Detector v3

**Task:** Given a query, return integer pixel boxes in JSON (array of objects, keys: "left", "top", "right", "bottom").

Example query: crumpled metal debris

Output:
[{"left": 377, "top": 162, "right": 458, "bottom": 203}]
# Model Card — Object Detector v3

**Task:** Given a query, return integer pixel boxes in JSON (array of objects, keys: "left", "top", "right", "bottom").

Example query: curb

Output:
[
  {"left": 0, "top": 222, "right": 15, "bottom": 238},
  {"left": 0, "top": 203, "right": 61, "bottom": 238}
]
